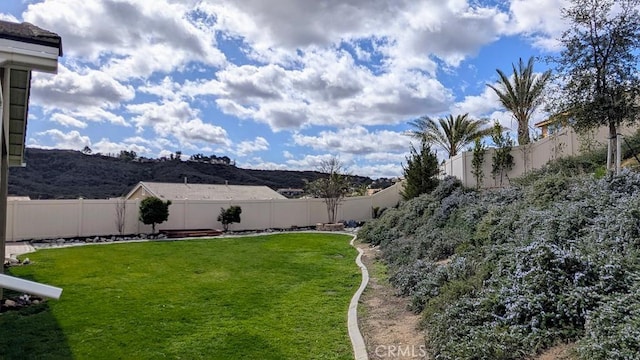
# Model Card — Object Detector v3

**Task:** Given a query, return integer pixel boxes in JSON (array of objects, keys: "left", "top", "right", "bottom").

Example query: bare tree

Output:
[
  {"left": 305, "top": 157, "right": 351, "bottom": 224},
  {"left": 115, "top": 199, "right": 126, "bottom": 235}
]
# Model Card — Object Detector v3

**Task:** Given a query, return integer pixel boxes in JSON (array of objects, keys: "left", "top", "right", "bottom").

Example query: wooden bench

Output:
[{"left": 160, "top": 229, "right": 223, "bottom": 238}]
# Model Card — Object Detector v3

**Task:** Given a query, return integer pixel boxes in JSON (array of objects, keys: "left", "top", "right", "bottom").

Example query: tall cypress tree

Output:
[{"left": 401, "top": 142, "right": 440, "bottom": 200}]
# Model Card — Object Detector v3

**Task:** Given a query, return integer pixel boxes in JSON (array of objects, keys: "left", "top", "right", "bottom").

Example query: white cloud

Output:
[
  {"left": 293, "top": 126, "right": 409, "bottom": 154},
  {"left": 364, "top": 152, "right": 409, "bottom": 164},
  {"left": 30, "top": 65, "right": 134, "bottom": 127},
  {"left": 31, "top": 65, "right": 135, "bottom": 110},
  {"left": 238, "top": 158, "right": 290, "bottom": 171},
  {"left": 383, "top": 2, "right": 509, "bottom": 69},
  {"left": 126, "top": 99, "right": 231, "bottom": 147},
  {"left": 240, "top": 155, "right": 404, "bottom": 178},
  {"left": 203, "top": 0, "right": 510, "bottom": 69},
  {"left": 174, "top": 118, "right": 231, "bottom": 148},
  {"left": 451, "top": 86, "right": 501, "bottom": 117},
  {"left": 351, "top": 162, "right": 404, "bottom": 178},
  {"left": 212, "top": 50, "right": 453, "bottom": 131},
  {"left": 32, "top": 129, "right": 91, "bottom": 150},
  {"left": 507, "top": 0, "right": 569, "bottom": 51},
  {"left": 285, "top": 154, "right": 350, "bottom": 170},
  {"left": 0, "top": 13, "right": 19, "bottom": 22},
  {"left": 236, "top": 137, "right": 269, "bottom": 157},
  {"left": 50, "top": 113, "right": 88, "bottom": 128},
  {"left": 23, "top": 0, "right": 226, "bottom": 78}
]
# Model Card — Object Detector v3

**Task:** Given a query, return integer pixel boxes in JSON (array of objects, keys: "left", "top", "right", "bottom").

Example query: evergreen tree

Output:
[{"left": 401, "top": 142, "right": 440, "bottom": 200}]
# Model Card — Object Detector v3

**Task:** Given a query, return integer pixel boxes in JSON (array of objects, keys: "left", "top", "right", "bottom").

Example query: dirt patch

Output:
[
  {"left": 357, "top": 242, "right": 428, "bottom": 359},
  {"left": 534, "top": 342, "right": 577, "bottom": 360}
]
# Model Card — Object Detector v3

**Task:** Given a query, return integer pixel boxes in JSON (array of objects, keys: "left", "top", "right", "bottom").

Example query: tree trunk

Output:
[
  {"left": 609, "top": 122, "right": 618, "bottom": 174},
  {"left": 518, "top": 119, "right": 530, "bottom": 145}
]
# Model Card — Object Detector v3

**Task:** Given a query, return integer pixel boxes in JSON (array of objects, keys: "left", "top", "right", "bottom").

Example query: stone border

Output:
[{"left": 348, "top": 235, "right": 369, "bottom": 360}]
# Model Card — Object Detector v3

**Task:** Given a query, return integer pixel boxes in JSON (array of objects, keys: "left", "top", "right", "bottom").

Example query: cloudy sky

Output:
[{"left": 2, "top": 0, "right": 570, "bottom": 178}]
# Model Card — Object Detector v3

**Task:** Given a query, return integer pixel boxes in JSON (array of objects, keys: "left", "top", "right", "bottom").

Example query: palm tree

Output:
[
  {"left": 407, "top": 113, "right": 492, "bottom": 158},
  {"left": 487, "top": 57, "right": 551, "bottom": 146}
]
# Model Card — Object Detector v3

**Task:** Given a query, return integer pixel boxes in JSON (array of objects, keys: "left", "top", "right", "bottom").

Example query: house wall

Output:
[
  {"left": 440, "top": 125, "right": 637, "bottom": 189},
  {"left": 5, "top": 182, "right": 404, "bottom": 241},
  {"left": 126, "top": 186, "right": 148, "bottom": 200}
]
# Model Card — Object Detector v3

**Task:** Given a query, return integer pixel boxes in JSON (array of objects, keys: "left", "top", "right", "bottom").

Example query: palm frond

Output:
[
  {"left": 487, "top": 57, "right": 551, "bottom": 145},
  {"left": 407, "top": 113, "right": 492, "bottom": 158}
]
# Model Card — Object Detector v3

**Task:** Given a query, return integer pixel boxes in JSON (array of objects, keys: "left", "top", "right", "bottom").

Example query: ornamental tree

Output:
[
  {"left": 552, "top": 0, "right": 640, "bottom": 170},
  {"left": 138, "top": 196, "right": 171, "bottom": 233},
  {"left": 217, "top": 206, "right": 242, "bottom": 231}
]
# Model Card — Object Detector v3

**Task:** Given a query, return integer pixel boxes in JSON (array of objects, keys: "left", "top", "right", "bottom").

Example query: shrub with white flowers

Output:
[{"left": 358, "top": 166, "right": 640, "bottom": 359}]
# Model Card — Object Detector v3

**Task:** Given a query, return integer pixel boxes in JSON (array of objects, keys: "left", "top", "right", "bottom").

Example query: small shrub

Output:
[
  {"left": 217, "top": 206, "right": 242, "bottom": 231},
  {"left": 522, "top": 172, "right": 572, "bottom": 207},
  {"left": 431, "top": 176, "right": 463, "bottom": 202}
]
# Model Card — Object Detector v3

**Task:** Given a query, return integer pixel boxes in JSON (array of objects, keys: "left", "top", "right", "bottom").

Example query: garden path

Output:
[{"left": 357, "top": 242, "right": 427, "bottom": 360}]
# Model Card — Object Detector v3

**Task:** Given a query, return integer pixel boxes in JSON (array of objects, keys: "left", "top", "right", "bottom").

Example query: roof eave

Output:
[{"left": 0, "top": 38, "right": 60, "bottom": 73}]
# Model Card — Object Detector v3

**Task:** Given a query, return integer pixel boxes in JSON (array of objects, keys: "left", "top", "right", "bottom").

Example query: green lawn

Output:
[{"left": 1, "top": 233, "right": 359, "bottom": 359}]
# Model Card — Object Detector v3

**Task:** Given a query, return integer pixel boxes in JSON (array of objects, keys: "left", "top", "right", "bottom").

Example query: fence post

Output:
[
  {"left": 136, "top": 199, "right": 141, "bottom": 234},
  {"left": 8, "top": 199, "right": 14, "bottom": 242},
  {"left": 77, "top": 198, "right": 84, "bottom": 237},
  {"left": 617, "top": 133, "right": 622, "bottom": 175},
  {"left": 182, "top": 200, "right": 187, "bottom": 230}
]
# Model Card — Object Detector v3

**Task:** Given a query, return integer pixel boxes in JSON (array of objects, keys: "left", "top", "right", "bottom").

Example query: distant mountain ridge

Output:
[{"left": 8, "top": 148, "right": 373, "bottom": 199}]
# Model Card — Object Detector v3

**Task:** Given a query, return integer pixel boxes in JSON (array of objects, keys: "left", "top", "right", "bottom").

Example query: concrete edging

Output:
[{"left": 348, "top": 235, "right": 369, "bottom": 360}]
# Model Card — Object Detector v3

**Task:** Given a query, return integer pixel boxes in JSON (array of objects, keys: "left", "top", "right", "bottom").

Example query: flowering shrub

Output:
[
  {"left": 358, "top": 166, "right": 640, "bottom": 359},
  {"left": 576, "top": 279, "right": 640, "bottom": 360}
]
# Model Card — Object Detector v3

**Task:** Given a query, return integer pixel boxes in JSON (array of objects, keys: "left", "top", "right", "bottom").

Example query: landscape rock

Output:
[{"left": 4, "top": 299, "right": 16, "bottom": 307}]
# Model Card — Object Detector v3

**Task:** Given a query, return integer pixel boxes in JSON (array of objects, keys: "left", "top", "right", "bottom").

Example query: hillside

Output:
[{"left": 8, "top": 148, "right": 372, "bottom": 199}]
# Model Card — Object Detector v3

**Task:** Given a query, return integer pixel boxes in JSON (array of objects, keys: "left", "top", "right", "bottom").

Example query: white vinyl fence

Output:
[
  {"left": 441, "top": 125, "right": 638, "bottom": 189},
  {"left": 6, "top": 182, "right": 403, "bottom": 241}
]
